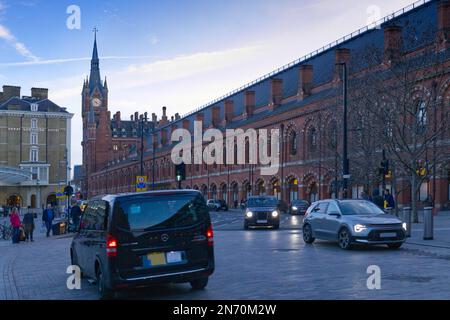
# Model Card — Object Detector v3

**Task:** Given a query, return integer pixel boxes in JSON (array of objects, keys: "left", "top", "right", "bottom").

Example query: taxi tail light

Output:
[
  {"left": 106, "top": 234, "right": 118, "bottom": 257},
  {"left": 206, "top": 224, "right": 214, "bottom": 246}
]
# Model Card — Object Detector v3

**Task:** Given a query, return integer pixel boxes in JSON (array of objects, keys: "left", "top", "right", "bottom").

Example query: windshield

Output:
[
  {"left": 247, "top": 197, "right": 278, "bottom": 207},
  {"left": 338, "top": 201, "right": 385, "bottom": 215},
  {"left": 113, "top": 193, "right": 208, "bottom": 231}
]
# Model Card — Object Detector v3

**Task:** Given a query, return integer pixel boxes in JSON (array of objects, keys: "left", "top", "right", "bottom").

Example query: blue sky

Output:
[{"left": 0, "top": 0, "right": 415, "bottom": 169}]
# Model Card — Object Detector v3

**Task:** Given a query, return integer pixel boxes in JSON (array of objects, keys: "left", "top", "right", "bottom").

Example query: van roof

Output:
[{"left": 91, "top": 189, "right": 202, "bottom": 201}]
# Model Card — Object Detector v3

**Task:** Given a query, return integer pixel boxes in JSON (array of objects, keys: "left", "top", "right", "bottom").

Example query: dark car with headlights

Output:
[
  {"left": 244, "top": 196, "right": 280, "bottom": 229},
  {"left": 289, "top": 200, "right": 309, "bottom": 215},
  {"left": 302, "top": 199, "right": 406, "bottom": 250},
  {"left": 70, "top": 190, "right": 214, "bottom": 299}
]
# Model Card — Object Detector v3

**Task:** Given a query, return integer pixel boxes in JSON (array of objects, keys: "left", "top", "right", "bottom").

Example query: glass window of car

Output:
[
  {"left": 247, "top": 197, "right": 278, "bottom": 207},
  {"left": 326, "top": 202, "right": 341, "bottom": 215},
  {"left": 338, "top": 200, "right": 385, "bottom": 215},
  {"left": 313, "top": 202, "right": 329, "bottom": 214},
  {"left": 93, "top": 201, "right": 107, "bottom": 231},
  {"left": 80, "top": 203, "right": 96, "bottom": 231},
  {"left": 113, "top": 193, "right": 209, "bottom": 231}
]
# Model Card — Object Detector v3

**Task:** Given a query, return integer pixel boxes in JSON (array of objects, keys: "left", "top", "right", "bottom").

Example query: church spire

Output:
[{"left": 89, "top": 28, "right": 102, "bottom": 93}]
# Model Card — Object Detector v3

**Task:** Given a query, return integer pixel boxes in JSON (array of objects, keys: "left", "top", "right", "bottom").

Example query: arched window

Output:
[
  {"left": 289, "top": 131, "right": 297, "bottom": 155},
  {"left": 308, "top": 127, "right": 317, "bottom": 151},
  {"left": 416, "top": 101, "right": 427, "bottom": 132}
]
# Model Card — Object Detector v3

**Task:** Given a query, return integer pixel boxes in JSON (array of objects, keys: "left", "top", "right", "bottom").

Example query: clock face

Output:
[{"left": 91, "top": 98, "right": 102, "bottom": 107}]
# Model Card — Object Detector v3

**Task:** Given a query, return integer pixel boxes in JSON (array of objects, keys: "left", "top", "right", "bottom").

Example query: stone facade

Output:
[{"left": 0, "top": 86, "right": 73, "bottom": 208}]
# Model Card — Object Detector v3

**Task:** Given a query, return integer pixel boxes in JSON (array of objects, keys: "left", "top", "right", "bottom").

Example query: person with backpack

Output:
[{"left": 42, "top": 204, "right": 54, "bottom": 237}]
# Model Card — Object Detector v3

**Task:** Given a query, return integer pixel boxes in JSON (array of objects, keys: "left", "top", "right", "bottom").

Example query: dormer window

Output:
[{"left": 31, "top": 103, "right": 38, "bottom": 112}]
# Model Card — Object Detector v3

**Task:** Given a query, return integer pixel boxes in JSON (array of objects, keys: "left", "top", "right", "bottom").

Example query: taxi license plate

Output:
[
  {"left": 380, "top": 232, "right": 397, "bottom": 238},
  {"left": 143, "top": 251, "right": 184, "bottom": 267}
]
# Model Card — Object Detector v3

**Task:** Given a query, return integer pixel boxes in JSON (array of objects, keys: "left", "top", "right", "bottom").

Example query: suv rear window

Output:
[{"left": 113, "top": 193, "right": 209, "bottom": 231}]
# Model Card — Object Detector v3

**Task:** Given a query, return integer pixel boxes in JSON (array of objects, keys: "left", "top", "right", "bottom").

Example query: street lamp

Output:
[{"left": 336, "top": 62, "right": 350, "bottom": 199}]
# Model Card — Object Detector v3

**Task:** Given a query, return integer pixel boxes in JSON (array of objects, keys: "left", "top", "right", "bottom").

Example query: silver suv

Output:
[{"left": 302, "top": 199, "right": 406, "bottom": 250}]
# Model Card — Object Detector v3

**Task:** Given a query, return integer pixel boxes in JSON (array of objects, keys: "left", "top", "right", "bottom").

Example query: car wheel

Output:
[
  {"left": 338, "top": 227, "right": 352, "bottom": 250},
  {"left": 387, "top": 243, "right": 402, "bottom": 249},
  {"left": 190, "top": 277, "right": 208, "bottom": 290},
  {"left": 96, "top": 265, "right": 115, "bottom": 300},
  {"left": 302, "top": 224, "right": 315, "bottom": 244},
  {"left": 70, "top": 250, "right": 84, "bottom": 277}
]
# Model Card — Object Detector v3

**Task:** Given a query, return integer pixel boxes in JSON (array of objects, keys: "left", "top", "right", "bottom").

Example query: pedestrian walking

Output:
[
  {"left": 9, "top": 207, "right": 21, "bottom": 243},
  {"left": 70, "top": 202, "right": 82, "bottom": 232},
  {"left": 384, "top": 189, "right": 395, "bottom": 209},
  {"left": 23, "top": 206, "right": 35, "bottom": 242},
  {"left": 42, "top": 204, "right": 54, "bottom": 237},
  {"left": 371, "top": 188, "right": 384, "bottom": 209}
]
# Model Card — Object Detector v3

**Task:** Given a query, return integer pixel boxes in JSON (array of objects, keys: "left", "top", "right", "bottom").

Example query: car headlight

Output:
[
  {"left": 402, "top": 222, "right": 407, "bottom": 231},
  {"left": 246, "top": 211, "right": 253, "bottom": 218},
  {"left": 292, "top": 206, "right": 298, "bottom": 211},
  {"left": 354, "top": 224, "right": 367, "bottom": 233},
  {"left": 271, "top": 210, "right": 279, "bottom": 218}
]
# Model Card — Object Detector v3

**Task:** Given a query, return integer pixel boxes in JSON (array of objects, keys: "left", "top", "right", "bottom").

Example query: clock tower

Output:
[{"left": 81, "top": 31, "right": 111, "bottom": 198}]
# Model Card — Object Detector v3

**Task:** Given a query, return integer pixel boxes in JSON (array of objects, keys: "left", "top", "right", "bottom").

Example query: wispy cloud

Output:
[
  {"left": 0, "top": 3, "right": 39, "bottom": 61},
  {"left": 0, "top": 55, "right": 157, "bottom": 67}
]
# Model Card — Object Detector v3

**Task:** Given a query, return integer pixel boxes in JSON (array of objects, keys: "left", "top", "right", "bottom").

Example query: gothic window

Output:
[
  {"left": 289, "top": 131, "right": 297, "bottom": 156},
  {"left": 308, "top": 127, "right": 317, "bottom": 151},
  {"left": 416, "top": 100, "right": 427, "bottom": 133}
]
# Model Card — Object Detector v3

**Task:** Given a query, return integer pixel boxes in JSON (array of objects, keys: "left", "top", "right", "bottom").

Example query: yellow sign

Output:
[
  {"left": 136, "top": 176, "right": 148, "bottom": 192},
  {"left": 56, "top": 187, "right": 65, "bottom": 199},
  {"left": 416, "top": 168, "right": 427, "bottom": 177}
]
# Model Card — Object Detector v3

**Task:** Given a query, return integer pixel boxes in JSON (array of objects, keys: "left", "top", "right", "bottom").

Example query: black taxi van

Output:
[{"left": 70, "top": 190, "right": 214, "bottom": 299}]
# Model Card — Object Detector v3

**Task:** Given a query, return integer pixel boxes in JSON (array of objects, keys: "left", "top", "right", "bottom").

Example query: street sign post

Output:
[{"left": 136, "top": 176, "right": 148, "bottom": 192}]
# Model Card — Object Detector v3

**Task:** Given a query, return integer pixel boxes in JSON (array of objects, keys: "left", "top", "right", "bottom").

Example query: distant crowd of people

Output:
[{"left": 3, "top": 201, "right": 83, "bottom": 244}]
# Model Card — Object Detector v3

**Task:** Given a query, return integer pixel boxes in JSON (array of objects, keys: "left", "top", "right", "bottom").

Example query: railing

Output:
[{"left": 168, "top": 0, "right": 430, "bottom": 126}]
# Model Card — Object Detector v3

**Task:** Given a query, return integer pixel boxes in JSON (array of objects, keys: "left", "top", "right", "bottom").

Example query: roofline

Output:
[{"left": 156, "top": 0, "right": 433, "bottom": 132}]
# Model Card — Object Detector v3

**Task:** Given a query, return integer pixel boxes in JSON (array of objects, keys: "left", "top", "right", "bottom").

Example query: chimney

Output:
[
  {"left": 334, "top": 48, "right": 350, "bottom": 81},
  {"left": 175, "top": 113, "right": 181, "bottom": 120},
  {"left": 171, "top": 115, "right": 174, "bottom": 122},
  {"left": 183, "top": 119, "right": 190, "bottom": 130},
  {"left": 438, "top": 0, "right": 450, "bottom": 45},
  {"left": 31, "top": 87, "right": 48, "bottom": 100},
  {"left": 134, "top": 112, "right": 139, "bottom": 122},
  {"left": 298, "top": 65, "right": 313, "bottom": 100},
  {"left": 196, "top": 112, "right": 204, "bottom": 129},
  {"left": 383, "top": 25, "right": 402, "bottom": 63},
  {"left": 161, "top": 129, "right": 167, "bottom": 146},
  {"left": 152, "top": 113, "right": 157, "bottom": 123},
  {"left": 115, "top": 111, "right": 121, "bottom": 127},
  {"left": 159, "top": 106, "right": 169, "bottom": 126},
  {"left": 224, "top": 100, "right": 234, "bottom": 123},
  {"left": 244, "top": 91, "right": 255, "bottom": 118},
  {"left": 269, "top": 78, "right": 283, "bottom": 108},
  {"left": 211, "top": 106, "right": 220, "bottom": 126},
  {"left": 130, "top": 114, "right": 134, "bottom": 121},
  {"left": 2, "top": 85, "right": 21, "bottom": 100}
]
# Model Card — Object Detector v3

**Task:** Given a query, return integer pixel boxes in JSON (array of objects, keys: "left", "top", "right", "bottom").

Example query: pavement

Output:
[{"left": 1, "top": 209, "right": 450, "bottom": 300}]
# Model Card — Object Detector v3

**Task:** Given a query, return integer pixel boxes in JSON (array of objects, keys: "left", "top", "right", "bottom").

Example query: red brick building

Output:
[{"left": 83, "top": 0, "right": 450, "bottom": 211}]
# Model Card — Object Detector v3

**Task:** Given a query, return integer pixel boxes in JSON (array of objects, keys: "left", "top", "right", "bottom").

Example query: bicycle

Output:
[{"left": 0, "top": 221, "right": 12, "bottom": 241}]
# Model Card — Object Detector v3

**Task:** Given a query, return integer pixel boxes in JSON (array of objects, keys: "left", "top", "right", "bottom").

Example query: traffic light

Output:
[
  {"left": 379, "top": 159, "right": 389, "bottom": 175},
  {"left": 175, "top": 163, "right": 186, "bottom": 182},
  {"left": 64, "top": 185, "right": 74, "bottom": 196}
]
